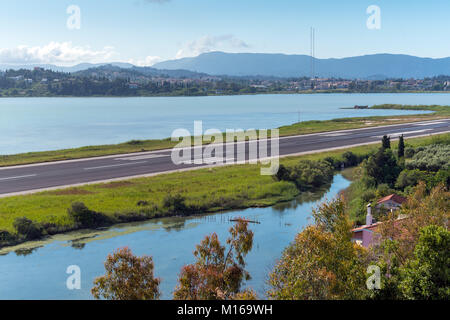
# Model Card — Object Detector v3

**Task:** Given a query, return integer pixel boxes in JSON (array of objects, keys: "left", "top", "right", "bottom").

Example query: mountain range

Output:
[
  {"left": 154, "top": 52, "right": 450, "bottom": 79},
  {"left": 2, "top": 52, "right": 450, "bottom": 79},
  {"left": 0, "top": 62, "right": 134, "bottom": 73}
]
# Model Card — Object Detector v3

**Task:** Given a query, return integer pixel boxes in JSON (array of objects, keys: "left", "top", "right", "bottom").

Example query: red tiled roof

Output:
[
  {"left": 352, "top": 222, "right": 382, "bottom": 233},
  {"left": 376, "top": 194, "right": 407, "bottom": 205}
]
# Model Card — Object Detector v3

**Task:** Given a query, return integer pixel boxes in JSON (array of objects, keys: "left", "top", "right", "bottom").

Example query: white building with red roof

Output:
[{"left": 375, "top": 194, "right": 407, "bottom": 211}]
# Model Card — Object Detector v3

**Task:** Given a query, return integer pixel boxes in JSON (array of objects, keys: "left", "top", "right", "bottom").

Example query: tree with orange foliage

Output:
[
  {"left": 268, "top": 198, "right": 368, "bottom": 300},
  {"left": 91, "top": 247, "right": 160, "bottom": 300},
  {"left": 173, "top": 219, "right": 254, "bottom": 300},
  {"left": 368, "top": 183, "right": 449, "bottom": 299}
]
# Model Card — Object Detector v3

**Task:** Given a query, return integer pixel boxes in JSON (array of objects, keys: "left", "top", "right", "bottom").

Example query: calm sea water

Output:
[
  {"left": 0, "top": 174, "right": 350, "bottom": 300},
  {"left": 0, "top": 93, "right": 446, "bottom": 155}
]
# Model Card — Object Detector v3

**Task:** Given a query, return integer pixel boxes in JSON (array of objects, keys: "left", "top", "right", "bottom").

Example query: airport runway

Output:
[{"left": 0, "top": 119, "right": 449, "bottom": 197}]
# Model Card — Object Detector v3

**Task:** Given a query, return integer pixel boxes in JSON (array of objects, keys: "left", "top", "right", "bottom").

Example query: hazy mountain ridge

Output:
[
  {"left": 0, "top": 62, "right": 135, "bottom": 73},
  {"left": 153, "top": 52, "right": 450, "bottom": 79},
  {"left": 2, "top": 52, "right": 450, "bottom": 79}
]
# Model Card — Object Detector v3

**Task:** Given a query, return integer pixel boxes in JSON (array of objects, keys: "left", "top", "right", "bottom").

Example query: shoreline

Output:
[
  {"left": 1, "top": 132, "right": 448, "bottom": 250},
  {"left": 1, "top": 104, "right": 448, "bottom": 167},
  {"left": 1, "top": 90, "right": 450, "bottom": 99}
]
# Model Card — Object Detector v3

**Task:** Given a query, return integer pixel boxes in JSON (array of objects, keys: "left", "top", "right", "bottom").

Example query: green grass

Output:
[
  {"left": 0, "top": 164, "right": 298, "bottom": 234},
  {"left": 1, "top": 104, "right": 448, "bottom": 167},
  {"left": 0, "top": 133, "right": 447, "bottom": 241}
]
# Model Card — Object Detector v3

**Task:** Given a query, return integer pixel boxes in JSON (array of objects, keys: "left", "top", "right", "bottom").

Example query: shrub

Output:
[
  {"left": 342, "top": 151, "right": 358, "bottom": 167},
  {"left": 405, "top": 148, "right": 415, "bottom": 158},
  {"left": 126, "top": 140, "right": 143, "bottom": 145},
  {"left": 275, "top": 164, "right": 291, "bottom": 181},
  {"left": 323, "top": 157, "right": 342, "bottom": 169},
  {"left": 395, "top": 169, "right": 429, "bottom": 190},
  {"left": 68, "top": 202, "right": 110, "bottom": 228},
  {"left": 162, "top": 194, "right": 190, "bottom": 215},
  {"left": 289, "top": 160, "right": 334, "bottom": 190},
  {"left": 276, "top": 160, "right": 334, "bottom": 191},
  {"left": 428, "top": 168, "right": 450, "bottom": 189},
  {"left": 360, "top": 189, "right": 377, "bottom": 203},
  {"left": 13, "top": 217, "right": 44, "bottom": 240},
  {"left": 0, "top": 230, "right": 16, "bottom": 244},
  {"left": 406, "top": 144, "right": 450, "bottom": 172},
  {"left": 376, "top": 184, "right": 396, "bottom": 198}
]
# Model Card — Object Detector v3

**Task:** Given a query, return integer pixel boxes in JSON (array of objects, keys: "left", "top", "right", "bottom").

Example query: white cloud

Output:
[
  {"left": 128, "top": 55, "right": 164, "bottom": 66},
  {"left": 0, "top": 42, "right": 116, "bottom": 65},
  {"left": 176, "top": 35, "right": 250, "bottom": 59}
]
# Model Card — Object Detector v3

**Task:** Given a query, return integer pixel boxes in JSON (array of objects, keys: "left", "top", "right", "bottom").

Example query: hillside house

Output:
[{"left": 375, "top": 194, "right": 406, "bottom": 211}]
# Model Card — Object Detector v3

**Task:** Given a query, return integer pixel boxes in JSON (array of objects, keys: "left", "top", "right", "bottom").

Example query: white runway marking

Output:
[
  {"left": 414, "top": 121, "right": 447, "bottom": 126},
  {"left": 374, "top": 129, "right": 431, "bottom": 138},
  {"left": 0, "top": 174, "right": 37, "bottom": 181},
  {"left": 181, "top": 157, "right": 236, "bottom": 165},
  {"left": 320, "top": 132, "right": 349, "bottom": 137},
  {"left": 84, "top": 161, "right": 147, "bottom": 171},
  {"left": 115, "top": 154, "right": 170, "bottom": 161}
]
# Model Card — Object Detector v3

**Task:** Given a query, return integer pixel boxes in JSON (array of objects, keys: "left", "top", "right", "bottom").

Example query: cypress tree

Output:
[
  {"left": 398, "top": 134, "right": 405, "bottom": 158},
  {"left": 382, "top": 135, "right": 391, "bottom": 149}
]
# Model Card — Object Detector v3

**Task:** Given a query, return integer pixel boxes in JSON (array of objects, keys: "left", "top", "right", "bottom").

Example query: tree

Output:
[
  {"left": 268, "top": 198, "right": 368, "bottom": 300},
  {"left": 395, "top": 169, "right": 429, "bottom": 190},
  {"left": 400, "top": 225, "right": 450, "bottom": 299},
  {"left": 369, "top": 184, "right": 449, "bottom": 299},
  {"left": 381, "top": 135, "right": 391, "bottom": 149},
  {"left": 173, "top": 219, "right": 254, "bottom": 300},
  {"left": 377, "top": 183, "right": 449, "bottom": 263},
  {"left": 91, "top": 247, "right": 161, "bottom": 300},
  {"left": 365, "top": 148, "right": 402, "bottom": 187},
  {"left": 398, "top": 134, "right": 405, "bottom": 158}
]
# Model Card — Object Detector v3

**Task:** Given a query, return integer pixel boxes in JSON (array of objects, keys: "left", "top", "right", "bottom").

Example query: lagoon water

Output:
[
  {"left": 0, "top": 93, "right": 446, "bottom": 155},
  {"left": 0, "top": 174, "right": 350, "bottom": 300}
]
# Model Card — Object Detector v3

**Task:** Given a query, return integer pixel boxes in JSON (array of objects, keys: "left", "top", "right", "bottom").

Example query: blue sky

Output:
[{"left": 0, "top": 0, "right": 449, "bottom": 65}]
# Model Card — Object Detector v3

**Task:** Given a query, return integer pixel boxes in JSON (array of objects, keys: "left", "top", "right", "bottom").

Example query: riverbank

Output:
[
  {"left": 1, "top": 104, "right": 448, "bottom": 167},
  {"left": 0, "top": 174, "right": 352, "bottom": 299},
  {"left": 1, "top": 133, "right": 447, "bottom": 249}
]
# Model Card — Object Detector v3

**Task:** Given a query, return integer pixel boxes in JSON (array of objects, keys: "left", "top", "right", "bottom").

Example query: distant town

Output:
[{"left": 1, "top": 65, "right": 449, "bottom": 97}]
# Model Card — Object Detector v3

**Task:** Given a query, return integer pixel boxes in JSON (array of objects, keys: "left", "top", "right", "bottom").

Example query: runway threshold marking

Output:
[{"left": 84, "top": 161, "right": 147, "bottom": 171}]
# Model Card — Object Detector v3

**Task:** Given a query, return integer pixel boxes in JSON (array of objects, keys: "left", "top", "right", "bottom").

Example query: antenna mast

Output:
[{"left": 310, "top": 27, "right": 315, "bottom": 80}]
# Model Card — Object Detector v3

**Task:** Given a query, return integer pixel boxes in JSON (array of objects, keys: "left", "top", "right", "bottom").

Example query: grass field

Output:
[
  {"left": 1, "top": 104, "right": 448, "bottom": 167},
  {"left": 1, "top": 133, "right": 447, "bottom": 242}
]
